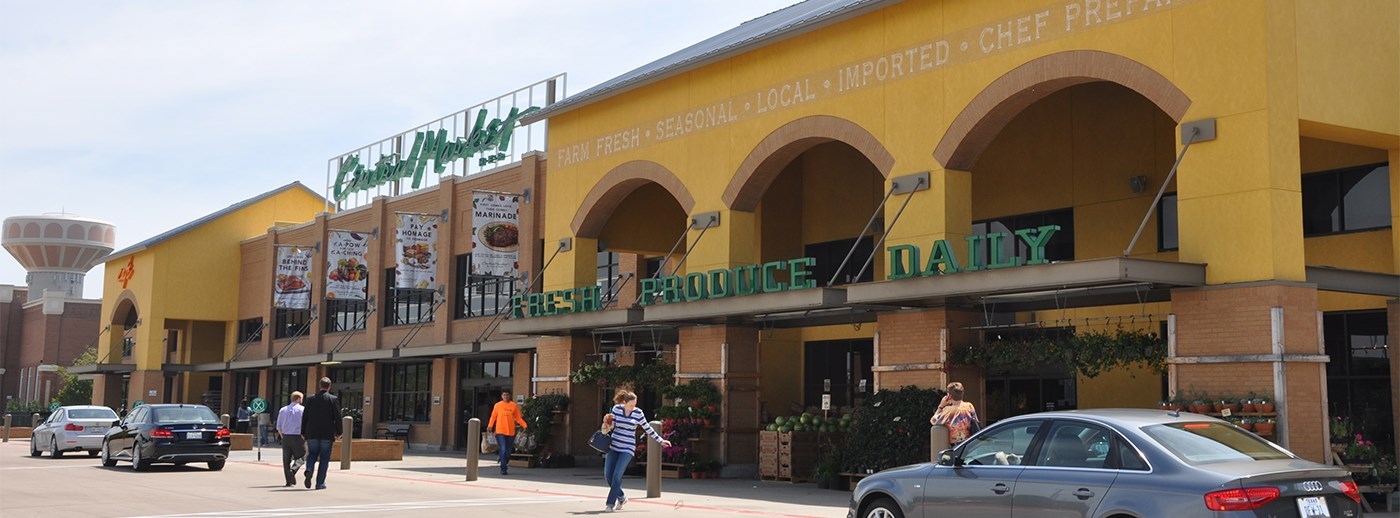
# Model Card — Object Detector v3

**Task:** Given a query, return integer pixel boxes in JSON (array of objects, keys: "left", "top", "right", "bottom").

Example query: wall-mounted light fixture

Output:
[{"left": 1129, "top": 175, "right": 1149, "bottom": 194}]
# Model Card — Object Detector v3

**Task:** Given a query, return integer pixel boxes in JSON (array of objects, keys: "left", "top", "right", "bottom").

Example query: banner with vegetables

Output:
[
  {"left": 272, "top": 246, "right": 313, "bottom": 309},
  {"left": 470, "top": 193, "right": 520, "bottom": 277},
  {"left": 394, "top": 214, "right": 438, "bottom": 290},
  {"left": 326, "top": 231, "right": 370, "bottom": 300}
]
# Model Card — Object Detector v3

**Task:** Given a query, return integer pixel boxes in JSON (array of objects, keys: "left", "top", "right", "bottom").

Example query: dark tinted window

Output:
[
  {"left": 806, "top": 236, "right": 874, "bottom": 286},
  {"left": 152, "top": 406, "right": 220, "bottom": 424},
  {"left": 1303, "top": 164, "right": 1391, "bottom": 236},
  {"left": 973, "top": 208, "right": 1074, "bottom": 265},
  {"left": 1143, "top": 422, "right": 1291, "bottom": 464},
  {"left": 1034, "top": 421, "right": 1110, "bottom": 469},
  {"left": 1157, "top": 194, "right": 1178, "bottom": 251},
  {"left": 960, "top": 420, "right": 1043, "bottom": 466},
  {"left": 1112, "top": 434, "right": 1150, "bottom": 471}
]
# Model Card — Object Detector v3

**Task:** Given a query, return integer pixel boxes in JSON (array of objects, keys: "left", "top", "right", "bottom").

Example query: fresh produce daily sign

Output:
[{"left": 470, "top": 193, "right": 520, "bottom": 277}]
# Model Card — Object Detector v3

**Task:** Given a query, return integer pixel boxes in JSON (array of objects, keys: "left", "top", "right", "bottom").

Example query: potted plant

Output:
[
  {"left": 1254, "top": 417, "right": 1275, "bottom": 436},
  {"left": 1242, "top": 392, "right": 1258, "bottom": 413},
  {"left": 1254, "top": 393, "right": 1274, "bottom": 413},
  {"left": 688, "top": 460, "right": 703, "bottom": 479},
  {"left": 1330, "top": 417, "right": 1351, "bottom": 445},
  {"left": 1342, "top": 435, "right": 1379, "bottom": 467},
  {"left": 815, "top": 454, "right": 839, "bottom": 489},
  {"left": 1237, "top": 416, "right": 1255, "bottom": 432}
]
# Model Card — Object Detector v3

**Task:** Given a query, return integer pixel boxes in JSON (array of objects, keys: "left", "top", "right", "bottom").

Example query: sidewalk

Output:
[{"left": 229, "top": 447, "right": 852, "bottom": 517}]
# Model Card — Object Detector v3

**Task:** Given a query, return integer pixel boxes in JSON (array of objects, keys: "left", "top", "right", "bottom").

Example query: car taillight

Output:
[
  {"left": 216, "top": 428, "right": 230, "bottom": 438},
  {"left": 1341, "top": 480, "right": 1362, "bottom": 503},
  {"left": 151, "top": 429, "right": 174, "bottom": 438},
  {"left": 1204, "top": 487, "right": 1280, "bottom": 511},
  {"left": 64, "top": 423, "right": 84, "bottom": 431}
]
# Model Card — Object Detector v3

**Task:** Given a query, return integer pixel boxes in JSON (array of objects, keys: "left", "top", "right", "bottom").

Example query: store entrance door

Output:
[{"left": 457, "top": 358, "right": 514, "bottom": 449}]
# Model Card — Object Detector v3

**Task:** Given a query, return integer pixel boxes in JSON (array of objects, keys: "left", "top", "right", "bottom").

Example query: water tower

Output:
[{"left": 2, "top": 213, "right": 116, "bottom": 299}]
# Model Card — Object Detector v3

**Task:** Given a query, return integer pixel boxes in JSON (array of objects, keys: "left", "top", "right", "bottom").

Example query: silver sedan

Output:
[
  {"left": 30, "top": 405, "right": 119, "bottom": 458},
  {"left": 849, "top": 409, "right": 1363, "bottom": 518}
]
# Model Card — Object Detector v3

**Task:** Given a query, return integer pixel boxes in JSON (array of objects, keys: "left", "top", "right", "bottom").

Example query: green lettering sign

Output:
[{"left": 890, "top": 224, "right": 1061, "bottom": 280}]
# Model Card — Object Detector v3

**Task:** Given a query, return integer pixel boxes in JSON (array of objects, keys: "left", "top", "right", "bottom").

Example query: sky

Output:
[{"left": 0, "top": 0, "right": 799, "bottom": 300}]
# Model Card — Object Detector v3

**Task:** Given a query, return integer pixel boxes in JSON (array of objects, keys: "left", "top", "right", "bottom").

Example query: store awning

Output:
[
  {"left": 69, "top": 363, "right": 138, "bottom": 375},
  {"left": 499, "top": 308, "right": 644, "bottom": 336},
  {"left": 186, "top": 337, "right": 540, "bottom": 371},
  {"left": 846, "top": 257, "right": 1207, "bottom": 311},
  {"left": 1306, "top": 265, "right": 1400, "bottom": 298}
]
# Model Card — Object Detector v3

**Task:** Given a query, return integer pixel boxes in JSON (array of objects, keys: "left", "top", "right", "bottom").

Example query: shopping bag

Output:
[
  {"left": 481, "top": 433, "right": 499, "bottom": 454},
  {"left": 588, "top": 430, "right": 612, "bottom": 454}
]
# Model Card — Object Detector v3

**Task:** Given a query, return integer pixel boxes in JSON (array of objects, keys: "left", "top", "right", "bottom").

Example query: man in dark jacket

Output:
[{"left": 300, "top": 377, "right": 341, "bottom": 490}]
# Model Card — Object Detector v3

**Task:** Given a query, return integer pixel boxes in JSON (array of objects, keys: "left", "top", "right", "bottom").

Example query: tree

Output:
[{"left": 54, "top": 347, "right": 98, "bottom": 406}]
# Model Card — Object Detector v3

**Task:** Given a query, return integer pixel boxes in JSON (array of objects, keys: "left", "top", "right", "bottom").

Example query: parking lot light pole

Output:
[
  {"left": 465, "top": 418, "right": 481, "bottom": 481},
  {"left": 340, "top": 416, "right": 353, "bottom": 470}
]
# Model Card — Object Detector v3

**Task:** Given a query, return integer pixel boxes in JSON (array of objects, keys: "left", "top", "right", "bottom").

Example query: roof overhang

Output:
[
  {"left": 188, "top": 337, "right": 539, "bottom": 371},
  {"left": 498, "top": 308, "right": 644, "bottom": 337},
  {"left": 642, "top": 287, "right": 861, "bottom": 327},
  {"left": 68, "top": 363, "right": 137, "bottom": 375},
  {"left": 1306, "top": 265, "right": 1400, "bottom": 298},
  {"left": 846, "top": 257, "right": 1207, "bottom": 311}
]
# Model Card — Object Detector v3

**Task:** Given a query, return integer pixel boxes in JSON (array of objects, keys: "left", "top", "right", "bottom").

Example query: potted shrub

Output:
[
  {"left": 1254, "top": 394, "right": 1275, "bottom": 413},
  {"left": 1238, "top": 417, "right": 1255, "bottom": 432},
  {"left": 1255, "top": 417, "right": 1275, "bottom": 436},
  {"left": 1330, "top": 417, "right": 1351, "bottom": 445},
  {"left": 1242, "top": 392, "right": 1258, "bottom": 413},
  {"left": 1342, "top": 435, "right": 1379, "bottom": 467}
]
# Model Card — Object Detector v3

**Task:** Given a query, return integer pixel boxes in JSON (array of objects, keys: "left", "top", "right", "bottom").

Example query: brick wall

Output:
[{"left": 677, "top": 325, "right": 761, "bottom": 464}]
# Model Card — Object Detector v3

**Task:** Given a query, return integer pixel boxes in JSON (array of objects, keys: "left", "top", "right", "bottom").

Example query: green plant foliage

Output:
[
  {"left": 521, "top": 394, "right": 571, "bottom": 448},
  {"left": 948, "top": 327, "right": 1166, "bottom": 378},
  {"left": 569, "top": 361, "right": 676, "bottom": 390},
  {"left": 660, "top": 379, "right": 721, "bottom": 405},
  {"left": 5, "top": 399, "right": 46, "bottom": 414},
  {"left": 838, "top": 385, "right": 945, "bottom": 474}
]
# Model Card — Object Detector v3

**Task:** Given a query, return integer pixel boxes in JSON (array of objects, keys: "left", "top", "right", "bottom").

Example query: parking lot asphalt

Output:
[{"left": 0, "top": 439, "right": 850, "bottom": 517}]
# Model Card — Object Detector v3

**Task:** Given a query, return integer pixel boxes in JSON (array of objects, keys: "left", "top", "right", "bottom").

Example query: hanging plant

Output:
[
  {"left": 569, "top": 361, "right": 676, "bottom": 389},
  {"left": 948, "top": 327, "right": 1166, "bottom": 378}
]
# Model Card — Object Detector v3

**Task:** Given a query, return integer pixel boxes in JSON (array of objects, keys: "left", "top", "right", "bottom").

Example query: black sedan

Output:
[
  {"left": 849, "top": 409, "right": 1362, "bottom": 518},
  {"left": 101, "top": 404, "right": 231, "bottom": 471}
]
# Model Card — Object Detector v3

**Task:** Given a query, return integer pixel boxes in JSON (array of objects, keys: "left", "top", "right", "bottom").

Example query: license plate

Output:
[
  {"left": 89, "top": 427, "right": 106, "bottom": 433},
  {"left": 1296, "top": 496, "right": 1330, "bottom": 518},
  {"left": 185, "top": 432, "right": 203, "bottom": 440}
]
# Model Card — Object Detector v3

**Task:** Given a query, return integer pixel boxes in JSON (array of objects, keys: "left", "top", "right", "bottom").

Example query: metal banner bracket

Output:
[
  {"left": 557, "top": 237, "right": 573, "bottom": 252},
  {"left": 891, "top": 171, "right": 930, "bottom": 195},
  {"left": 691, "top": 212, "right": 721, "bottom": 230},
  {"left": 1180, "top": 118, "right": 1216, "bottom": 143}
]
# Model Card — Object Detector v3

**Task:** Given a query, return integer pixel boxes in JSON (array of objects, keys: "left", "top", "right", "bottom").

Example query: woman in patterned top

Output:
[
  {"left": 931, "top": 381, "right": 981, "bottom": 445},
  {"left": 600, "top": 389, "right": 671, "bottom": 512}
]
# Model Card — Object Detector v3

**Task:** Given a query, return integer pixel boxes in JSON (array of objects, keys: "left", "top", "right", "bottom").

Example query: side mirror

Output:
[
  {"left": 111, "top": 420, "right": 121, "bottom": 428},
  {"left": 938, "top": 448, "right": 961, "bottom": 467}
]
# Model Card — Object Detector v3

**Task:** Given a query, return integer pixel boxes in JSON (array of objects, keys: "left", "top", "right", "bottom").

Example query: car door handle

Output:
[
  {"left": 1073, "top": 488, "right": 1095, "bottom": 499},
  {"left": 992, "top": 483, "right": 1011, "bottom": 495}
]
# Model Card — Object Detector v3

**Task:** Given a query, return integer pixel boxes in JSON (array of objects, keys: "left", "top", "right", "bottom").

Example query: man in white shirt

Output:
[{"left": 275, "top": 391, "right": 306, "bottom": 487}]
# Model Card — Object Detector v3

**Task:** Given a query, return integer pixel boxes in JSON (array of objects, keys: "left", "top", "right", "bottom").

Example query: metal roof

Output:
[
  {"left": 105, "top": 182, "right": 324, "bottom": 262},
  {"left": 520, "top": 0, "right": 898, "bottom": 124}
]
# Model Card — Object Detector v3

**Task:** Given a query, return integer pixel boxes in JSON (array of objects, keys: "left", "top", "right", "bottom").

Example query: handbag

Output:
[{"left": 589, "top": 430, "right": 612, "bottom": 454}]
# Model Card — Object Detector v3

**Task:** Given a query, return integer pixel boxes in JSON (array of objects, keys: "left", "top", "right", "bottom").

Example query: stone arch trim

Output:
[
  {"left": 572, "top": 160, "right": 696, "bottom": 238},
  {"left": 934, "top": 50, "right": 1192, "bottom": 171},
  {"left": 723, "top": 115, "right": 895, "bottom": 212}
]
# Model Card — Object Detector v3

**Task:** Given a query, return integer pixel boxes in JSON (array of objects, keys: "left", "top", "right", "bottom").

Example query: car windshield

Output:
[
  {"left": 1143, "top": 422, "right": 1292, "bottom": 464},
  {"left": 68, "top": 408, "right": 118, "bottom": 420},
  {"left": 152, "top": 406, "right": 221, "bottom": 424}
]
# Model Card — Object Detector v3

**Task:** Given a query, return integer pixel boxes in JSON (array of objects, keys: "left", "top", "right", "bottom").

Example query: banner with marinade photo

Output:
[
  {"left": 326, "top": 231, "right": 370, "bottom": 300},
  {"left": 470, "top": 193, "right": 520, "bottom": 277},
  {"left": 272, "top": 246, "right": 313, "bottom": 309},
  {"left": 394, "top": 214, "right": 439, "bottom": 290}
]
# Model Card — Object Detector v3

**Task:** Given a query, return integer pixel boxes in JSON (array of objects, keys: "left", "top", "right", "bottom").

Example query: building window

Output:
[
  {"left": 1303, "top": 163, "right": 1391, "bottom": 236},
  {"left": 325, "top": 299, "right": 369, "bottom": 333},
  {"left": 268, "top": 369, "right": 305, "bottom": 409},
  {"left": 463, "top": 359, "right": 513, "bottom": 379},
  {"left": 379, "top": 362, "right": 432, "bottom": 423},
  {"left": 1325, "top": 310, "right": 1391, "bottom": 451},
  {"left": 455, "top": 255, "right": 517, "bottom": 319},
  {"left": 803, "top": 339, "right": 874, "bottom": 408},
  {"left": 597, "top": 252, "right": 621, "bottom": 305},
  {"left": 805, "top": 236, "right": 875, "bottom": 286},
  {"left": 973, "top": 208, "right": 1075, "bottom": 265},
  {"left": 237, "top": 318, "right": 263, "bottom": 344},
  {"left": 384, "top": 268, "right": 436, "bottom": 326},
  {"left": 1157, "top": 194, "right": 1178, "bottom": 252},
  {"left": 273, "top": 308, "right": 312, "bottom": 339},
  {"left": 121, "top": 337, "right": 135, "bottom": 358}
]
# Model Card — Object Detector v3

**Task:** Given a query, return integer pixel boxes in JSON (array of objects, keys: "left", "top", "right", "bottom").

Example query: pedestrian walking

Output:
[
  {"left": 486, "top": 390, "right": 527, "bottom": 475},
  {"left": 276, "top": 391, "right": 306, "bottom": 487},
  {"left": 300, "top": 377, "right": 341, "bottom": 490},
  {"left": 236, "top": 400, "right": 252, "bottom": 434},
  {"left": 931, "top": 381, "right": 980, "bottom": 446},
  {"left": 602, "top": 390, "right": 670, "bottom": 512},
  {"left": 257, "top": 410, "right": 272, "bottom": 446}
]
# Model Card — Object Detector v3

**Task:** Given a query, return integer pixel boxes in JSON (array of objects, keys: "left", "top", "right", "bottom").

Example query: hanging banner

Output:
[
  {"left": 470, "top": 193, "right": 521, "bottom": 277},
  {"left": 395, "top": 214, "right": 439, "bottom": 290},
  {"left": 273, "top": 246, "right": 313, "bottom": 309},
  {"left": 326, "top": 231, "right": 370, "bottom": 300}
]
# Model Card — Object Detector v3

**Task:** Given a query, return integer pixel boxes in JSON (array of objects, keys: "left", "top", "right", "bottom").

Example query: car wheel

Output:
[
  {"left": 862, "top": 497, "right": 905, "bottom": 518},
  {"left": 100, "top": 441, "right": 117, "bottom": 467},
  {"left": 131, "top": 442, "right": 147, "bottom": 471},
  {"left": 50, "top": 440, "right": 64, "bottom": 458},
  {"left": 30, "top": 438, "right": 41, "bottom": 457},
  {"left": 208, "top": 460, "right": 226, "bottom": 471}
]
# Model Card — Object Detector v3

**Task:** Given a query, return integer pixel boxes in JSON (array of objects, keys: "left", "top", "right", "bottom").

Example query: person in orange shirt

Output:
[{"left": 486, "top": 390, "right": 528, "bottom": 475}]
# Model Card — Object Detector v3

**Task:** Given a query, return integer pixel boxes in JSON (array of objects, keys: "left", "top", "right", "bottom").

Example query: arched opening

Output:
[{"left": 109, "top": 293, "right": 140, "bottom": 361}]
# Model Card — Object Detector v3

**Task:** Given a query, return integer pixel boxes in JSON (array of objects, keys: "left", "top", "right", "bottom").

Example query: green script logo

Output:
[{"left": 333, "top": 106, "right": 540, "bottom": 202}]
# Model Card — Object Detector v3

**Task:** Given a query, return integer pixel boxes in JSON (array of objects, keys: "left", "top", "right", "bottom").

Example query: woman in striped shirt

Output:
[{"left": 601, "top": 389, "right": 670, "bottom": 512}]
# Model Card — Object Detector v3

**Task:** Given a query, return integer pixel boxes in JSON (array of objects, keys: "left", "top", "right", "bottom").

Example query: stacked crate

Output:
[
  {"left": 778, "top": 431, "right": 818, "bottom": 482},
  {"left": 759, "top": 430, "right": 780, "bottom": 478}
]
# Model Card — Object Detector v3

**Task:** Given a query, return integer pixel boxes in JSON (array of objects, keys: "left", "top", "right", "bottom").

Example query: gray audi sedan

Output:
[{"left": 849, "top": 409, "right": 1362, "bottom": 518}]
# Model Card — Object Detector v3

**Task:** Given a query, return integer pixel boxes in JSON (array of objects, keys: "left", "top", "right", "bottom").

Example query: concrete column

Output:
[
  {"left": 874, "top": 308, "right": 980, "bottom": 394},
  {"left": 127, "top": 370, "right": 165, "bottom": 408},
  {"left": 535, "top": 336, "right": 596, "bottom": 455},
  {"left": 91, "top": 374, "right": 125, "bottom": 409},
  {"left": 1171, "top": 283, "right": 1326, "bottom": 462},
  {"left": 676, "top": 325, "right": 760, "bottom": 466},
  {"left": 883, "top": 167, "right": 973, "bottom": 277}
]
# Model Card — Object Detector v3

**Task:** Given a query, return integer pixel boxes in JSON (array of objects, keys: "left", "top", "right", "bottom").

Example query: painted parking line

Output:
[
  {"left": 0, "top": 464, "right": 96, "bottom": 471},
  {"left": 126, "top": 496, "right": 587, "bottom": 517}
]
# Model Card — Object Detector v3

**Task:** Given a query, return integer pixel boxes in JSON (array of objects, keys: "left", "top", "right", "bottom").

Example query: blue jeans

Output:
[
  {"left": 496, "top": 434, "right": 514, "bottom": 473},
  {"left": 305, "top": 439, "right": 334, "bottom": 488},
  {"left": 603, "top": 449, "right": 634, "bottom": 506}
]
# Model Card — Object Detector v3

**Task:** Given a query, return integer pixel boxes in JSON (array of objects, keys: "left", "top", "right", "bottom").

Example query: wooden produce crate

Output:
[{"left": 509, "top": 452, "right": 538, "bottom": 468}]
